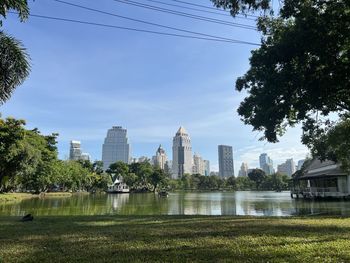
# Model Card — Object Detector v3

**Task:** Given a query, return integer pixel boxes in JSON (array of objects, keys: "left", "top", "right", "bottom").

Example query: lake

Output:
[{"left": 1, "top": 191, "right": 350, "bottom": 216}]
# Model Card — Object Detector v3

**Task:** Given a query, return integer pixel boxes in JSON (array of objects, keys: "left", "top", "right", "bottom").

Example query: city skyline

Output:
[
  {"left": 2, "top": 1, "right": 309, "bottom": 174},
  {"left": 67, "top": 125, "right": 307, "bottom": 175}
]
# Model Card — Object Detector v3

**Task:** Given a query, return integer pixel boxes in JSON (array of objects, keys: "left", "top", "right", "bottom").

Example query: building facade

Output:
[
  {"left": 238, "top": 162, "right": 248, "bottom": 177},
  {"left": 102, "top": 126, "right": 131, "bottom": 171},
  {"left": 277, "top": 158, "right": 296, "bottom": 176},
  {"left": 259, "top": 153, "right": 274, "bottom": 175},
  {"left": 203, "top": 160, "right": 210, "bottom": 176},
  {"left": 172, "top": 126, "right": 192, "bottom": 179},
  {"left": 153, "top": 144, "right": 167, "bottom": 170},
  {"left": 193, "top": 153, "right": 204, "bottom": 175},
  {"left": 69, "top": 140, "right": 82, "bottom": 160},
  {"left": 218, "top": 145, "right": 234, "bottom": 178}
]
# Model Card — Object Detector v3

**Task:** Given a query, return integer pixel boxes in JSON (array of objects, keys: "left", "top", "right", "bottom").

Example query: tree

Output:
[
  {"left": 226, "top": 176, "right": 236, "bottom": 189},
  {"left": 107, "top": 161, "right": 129, "bottom": 181},
  {"left": 309, "top": 118, "right": 350, "bottom": 173},
  {"left": 211, "top": 0, "right": 350, "bottom": 164},
  {"left": 236, "top": 176, "right": 255, "bottom": 190},
  {"left": 248, "top": 169, "right": 266, "bottom": 189},
  {"left": 0, "top": 1, "right": 31, "bottom": 104},
  {"left": 149, "top": 166, "right": 168, "bottom": 192}
]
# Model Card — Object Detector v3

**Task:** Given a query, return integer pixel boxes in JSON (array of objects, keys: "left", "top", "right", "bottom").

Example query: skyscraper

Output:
[
  {"left": 172, "top": 126, "right": 192, "bottom": 179},
  {"left": 277, "top": 158, "right": 296, "bottom": 176},
  {"left": 153, "top": 144, "right": 167, "bottom": 170},
  {"left": 259, "top": 153, "right": 274, "bottom": 175},
  {"left": 193, "top": 153, "right": 204, "bottom": 175},
  {"left": 238, "top": 162, "right": 248, "bottom": 177},
  {"left": 69, "top": 140, "right": 82, "bottom": 160},
  {"left": 102, "top": 126, "right": 130, "bottom": 171},
  {"left": 218, "top": 145, "right": 234, "bottom": 178},
  {"left": 203, "top": 160, "right": 210, "bottom": 176}
]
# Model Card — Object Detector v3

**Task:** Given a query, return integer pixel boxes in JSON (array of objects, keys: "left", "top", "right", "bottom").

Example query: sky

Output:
[{"left": 1, "top": 0, "right": 309, "bottom": 174}]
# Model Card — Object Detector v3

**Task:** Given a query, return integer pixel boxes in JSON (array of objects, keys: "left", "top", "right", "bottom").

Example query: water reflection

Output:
[{"left": 1, "top": 191, "right": 350, "bottom": 216}]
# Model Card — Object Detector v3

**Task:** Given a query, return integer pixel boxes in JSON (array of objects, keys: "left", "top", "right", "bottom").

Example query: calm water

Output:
[{"left": 1, "top": 191, "right": 350, "bottom": 216}]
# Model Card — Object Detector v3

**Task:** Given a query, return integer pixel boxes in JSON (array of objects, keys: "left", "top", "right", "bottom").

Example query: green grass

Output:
[
  {"left": 0, "top": 193, "right": 35, "bottom": 202},
  {"left": 0, "top": 192, "right": 73, "bottom": 203},
  {"left": 1, "top": 215, "right": 350, "bottom": 262}
]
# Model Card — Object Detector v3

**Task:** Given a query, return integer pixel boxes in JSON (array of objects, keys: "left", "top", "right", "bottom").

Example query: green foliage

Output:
[
  {"left": 261, "top": 173, "right": 290, "bottom": 191},
  {"left": 307, "top": 118, "right": 350, "bottom": 173},
  {"left": 248, "top": 169, "right": 266, "bottom": 189},
  {"left": 0, "top": 0, "right": 31, "bottom": 104},
  {"left": 149, "top": 166, "right": 168, "bottom": 192},
  {"left": 107, "top": 161, "right": 129, "bottom": 181},
  {"left": 212, "top": 0, "right": 350, "bottom": 167},
  {"left": 0, "top": 0, "right": 30, "bottom": 24},
  {"left": 211, "top": 0, "right": 271, "bottom": 15},
  {"left": 0, "top": 116, "right": 110, "bottom": 193},
  {"left": 235, "top": 176, "right": 255, "bottom": 190},
  {"left": 107, "top": 161, "right": 170, "bottom": 192}
]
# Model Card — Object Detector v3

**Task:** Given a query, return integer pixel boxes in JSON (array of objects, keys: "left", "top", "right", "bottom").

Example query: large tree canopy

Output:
[
  {"left": 211, "top": 0, "right": 350, "bottom": 164},
  {"left": 0, "top": 0, "right": 31, "bottom": 104}
]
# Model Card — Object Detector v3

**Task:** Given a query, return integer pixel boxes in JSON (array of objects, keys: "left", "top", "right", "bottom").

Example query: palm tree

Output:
[
  {"left": 0, "top": 31, "right": 30, "bottom": 104},
  {"left": 0, "top": 0, "right": 31, "bottom": 104}
]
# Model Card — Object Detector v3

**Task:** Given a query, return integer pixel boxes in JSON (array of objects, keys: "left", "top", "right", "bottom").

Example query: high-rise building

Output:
[
  {"left": 297, "top": 159, "right": 305, "bottom": 170},
  {"left": 238, "top": 162, "right": 248, "bottom": 177},
  {"left": 153, "top": 145, "right": 167, "bottom": 170},
  {"left": 218, "top": 145, "right": 234, "bottom": 178},
  {"left": 69, "top": 140, "right": 82, "bottom": 160},
  {"left": 259, "top": 153, "right": 274, "bottom": 175},
  {"left": 102, "top": 126, "right": 130, "bottom": 170},
  {"left": 203, "top": 160, "right": 210, "bottom": 176},
  {"left": 80, "top": 153, "right": 91, "bottom": 161},
  {"left": 193, "top": 153, "right": 204, "bottom": 175},
  {"left": 277, "top": 158, "right": 296, "bottom": 176},
  {"left": 172, "top": 126, "right": 192, "bottom": 179}
]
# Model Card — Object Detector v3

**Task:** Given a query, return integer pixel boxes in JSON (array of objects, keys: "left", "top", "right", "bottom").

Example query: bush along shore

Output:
[{"left": 1, "top": 215, "right": 350, "bottom": 262}]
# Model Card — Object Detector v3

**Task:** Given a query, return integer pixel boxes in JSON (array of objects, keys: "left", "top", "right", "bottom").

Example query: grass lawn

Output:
[
  {"left": 0, "top": 192, "right": 73, "bottom": 203},
  {"left": 0, "top": 215, "right": 350, "bottom": 262}
]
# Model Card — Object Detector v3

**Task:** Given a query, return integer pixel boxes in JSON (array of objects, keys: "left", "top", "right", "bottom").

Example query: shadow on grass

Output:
[{"left": 1, "top": 215, "right": 350, "bottom": 262}]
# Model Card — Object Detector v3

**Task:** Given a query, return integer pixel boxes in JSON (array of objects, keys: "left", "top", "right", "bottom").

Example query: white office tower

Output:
[
  {"left": 102, "top": 126, "right": 130, "bottom": 171},
  {"left": 69, "top": 140, "right": 82, "bottom": 160},
  {"left": 172, "top": 126, "right": 192, "bottom": 179},
  {"left": 238, "top": 162, "right": 248, "bottom": 177},
  {"left": 193, "top": 153, "right": 204, "bottom": 175},
  {"left": 154, "top": 145, "right": 167, "bottom": 170}
]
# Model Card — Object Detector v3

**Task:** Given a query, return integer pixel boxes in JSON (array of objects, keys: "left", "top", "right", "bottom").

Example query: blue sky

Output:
[{"left": 1, "top": 0, "right": 309, "bottom": 173}]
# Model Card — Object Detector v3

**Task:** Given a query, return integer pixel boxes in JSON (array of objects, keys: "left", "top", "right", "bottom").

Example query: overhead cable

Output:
[
  {"left": 53, "top": 0, "right": 257, "bottom": 44},
  {"left": 112, "top": 0, "right": 257, "bottom": 30},
  {"left": 9, "top": 12, "right": 260, "bottom": 45},
  {"left": 139, "top": 0, "right": 256, "bottom": 21}
]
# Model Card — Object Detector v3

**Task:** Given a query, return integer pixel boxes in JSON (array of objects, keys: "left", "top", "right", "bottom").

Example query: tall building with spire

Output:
[
  {"left": 172, "top": 126, "right": 192, "bottom": 179},
  {"left": 153, "top": 144, "right": 167, "bottom": 170},
  {"left": 102, "top": 126, "right": 130, "bottom": 171}
]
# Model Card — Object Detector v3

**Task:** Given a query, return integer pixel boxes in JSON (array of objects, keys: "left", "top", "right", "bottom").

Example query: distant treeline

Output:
[{"left": 169, "top": 170, "right": 291, "bottom": 191}]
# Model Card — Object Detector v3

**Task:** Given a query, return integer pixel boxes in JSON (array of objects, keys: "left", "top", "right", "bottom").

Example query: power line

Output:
[
  {"left": 170, "top": 0, "right": 260, "bottom": 18},
  {"left": 112, "top": 0, "right": 257, "bottom": 30},
  {"left": 53, "top": 0, "right": 257, "bottom": 45},
  {"left": 140, "top": 0, "right": 256, "bottom": 21},
  {"left": 9, "top": 12, "right": 260, "bottom": 45}
]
